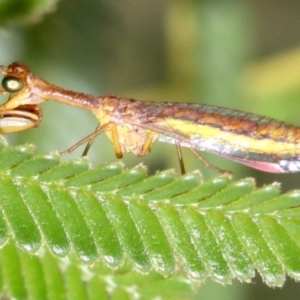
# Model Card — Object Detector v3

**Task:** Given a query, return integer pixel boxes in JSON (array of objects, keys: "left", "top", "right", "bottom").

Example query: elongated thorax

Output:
[{"left": 94, "top": 96, "right": 158, "bottom": 157}]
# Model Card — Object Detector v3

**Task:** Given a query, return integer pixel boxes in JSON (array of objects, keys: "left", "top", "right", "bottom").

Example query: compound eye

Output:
[{"left": 1, "top": 76, "right": 24, "bottom": 93}]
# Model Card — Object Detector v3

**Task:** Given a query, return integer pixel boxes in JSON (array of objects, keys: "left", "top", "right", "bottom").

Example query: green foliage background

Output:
[{"left": 1, "top": 0, "right": 300, "bottom": 299}]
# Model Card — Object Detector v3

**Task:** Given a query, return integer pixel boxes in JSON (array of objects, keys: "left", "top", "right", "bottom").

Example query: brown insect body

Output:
[{"left": 1, "top": 62, "right": 300, "bottom": 174}]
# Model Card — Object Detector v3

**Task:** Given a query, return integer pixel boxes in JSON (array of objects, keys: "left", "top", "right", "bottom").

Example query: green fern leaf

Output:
[{"left": 0, "top": 137, "right": 300, "bottom": 299}]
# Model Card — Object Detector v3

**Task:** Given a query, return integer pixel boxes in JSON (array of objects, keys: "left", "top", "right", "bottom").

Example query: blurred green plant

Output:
[{"left": 0, "top": 0, "right": 59, "bottom": 24}]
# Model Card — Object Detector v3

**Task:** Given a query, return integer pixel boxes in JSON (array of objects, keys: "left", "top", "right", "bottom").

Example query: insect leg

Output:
[
  {"left": 110, "top": 125, "right": 123, "bottom": 158},
  {"left": 81, "top": 123, "right": 101, "bottom": 156},
  {"left": 140, "top": 132, "right": 156, "bottom": 156},
  {"left": 175, "top": 144, "right": 186, "bottom": 175},
  {"left": 189, "top": 148, "right": 232, "bottom": 177},
  {"left": 61, "top": 122, "right": 113, "bottom": 155}
]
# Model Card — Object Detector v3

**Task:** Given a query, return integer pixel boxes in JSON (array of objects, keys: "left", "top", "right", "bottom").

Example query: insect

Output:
[
  {"left": 0, "top": 105, "right": 42, "bottom": 134},
  {"left": 1, "top": 62, "right": 300, "bottom": 175}
]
